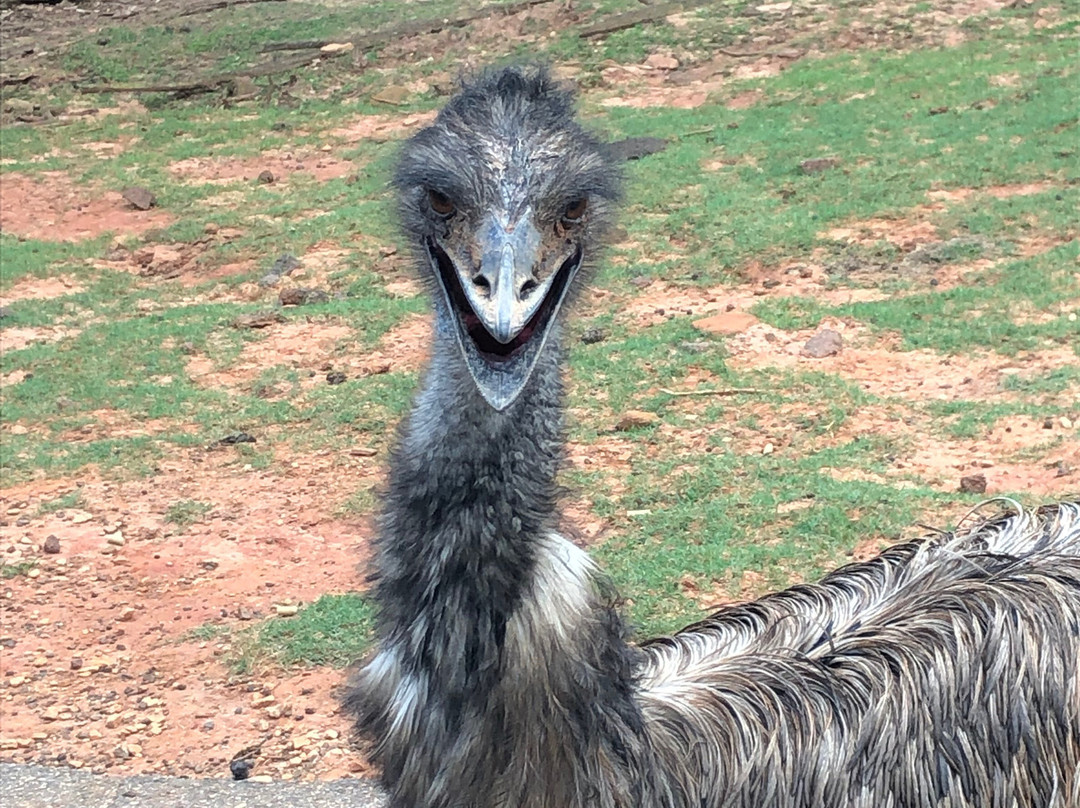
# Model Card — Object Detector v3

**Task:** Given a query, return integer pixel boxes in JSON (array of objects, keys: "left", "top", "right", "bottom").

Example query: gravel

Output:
[{"left": 0, "top": 763, "right": 386, "bottom": 808}]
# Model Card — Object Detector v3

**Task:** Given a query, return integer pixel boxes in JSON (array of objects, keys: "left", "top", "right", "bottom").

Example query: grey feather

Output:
[{"left": 344, "top": 65, "right": 1080, "bottom": 808}]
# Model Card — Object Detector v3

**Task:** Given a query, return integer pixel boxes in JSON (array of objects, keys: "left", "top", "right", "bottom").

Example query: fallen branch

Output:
[
  {"left": 78, "top": 49, "right": 348, "bottom": 96},
  {"left": 176, "top": 0, "right": 288, "bottom": 17},
  {"left": 260, "top": 0, "right": 553, "bottom": 53},
  {"left": 579, "top": 0, "right": 714, "bottom": 39},
  {"left": 79, "top": 81, "right": 220, "bottom": 95},
  {"left": 715, "top": 47, "right": 768, "bottom": 58},
  {"left": 659, "top": 388, "right": 763, "bottom": 397}
]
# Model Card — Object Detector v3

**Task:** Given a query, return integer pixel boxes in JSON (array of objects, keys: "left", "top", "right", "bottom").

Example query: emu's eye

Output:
[
  {"left": 562, "top": 197, "right": 588, "bottom": 222},
  {"left": 428, "top": 189, "right": 455, "bottom": 217}
]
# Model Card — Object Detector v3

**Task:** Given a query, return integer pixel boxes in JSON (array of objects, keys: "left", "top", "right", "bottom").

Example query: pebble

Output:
[
  {"left": 801, "top": 328, "right": 843, "bottom": 358},
  {"left": 614, "top": 410, "right": 660, "bottom": 431}
]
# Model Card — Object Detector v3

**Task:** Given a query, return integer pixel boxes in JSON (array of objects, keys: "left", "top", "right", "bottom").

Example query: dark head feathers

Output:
[{"left": 393, "top": 64, "right": 621, "bottom": 219}]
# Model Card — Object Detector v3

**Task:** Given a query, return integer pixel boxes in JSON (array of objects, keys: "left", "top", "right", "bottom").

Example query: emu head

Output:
[{"left": 395, "top": 66, "right": 620, "bottom": 410}]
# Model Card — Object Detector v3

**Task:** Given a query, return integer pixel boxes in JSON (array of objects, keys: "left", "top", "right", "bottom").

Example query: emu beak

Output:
[{"left": 428, "top": 210, "right": 582, "bottom": 411}]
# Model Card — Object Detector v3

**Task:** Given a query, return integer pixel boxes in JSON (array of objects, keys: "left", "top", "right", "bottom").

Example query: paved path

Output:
[{"left": 1, "top": 763, "right": 385, "bottom": 808}]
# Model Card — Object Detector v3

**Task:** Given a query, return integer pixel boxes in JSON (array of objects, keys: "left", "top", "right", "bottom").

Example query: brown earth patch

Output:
[
  {"left": 0, "top": 172, "right": 173, "bottom": 243},
  {"left": 725, "top": 319, "right": 1079, "bottom": 404},
  {"left": 565, "top": 435, "right": 636, "bottom": 498},
  {"left": 926, "top": 181, "right": 1056, "bottom": 203},
  {"left": 52, "top": 410, "right": 197, "bottom": 444},
  {"left": 0, "top": 446, "right": 379, "bottom": 779},
  {"left": 186, "top": 321, "right": 355, "bottom": 392},
  {"left": 327, "top": 112, "right": 437, "bottom": 143},
  {"left": 823, "top": 216, "right": 940, "bottom": 251},
  {"left": 339, "top": 314, "right": 431, "bottom": 378},
  {"left": 0, "top": 325, "right": 80, "bottom": 352},
  {"left": 167, "top": 151, "right": 353, "bottom": 186},
  {"left": 0, "top": 275, "right": 83, "bottom": 307}
]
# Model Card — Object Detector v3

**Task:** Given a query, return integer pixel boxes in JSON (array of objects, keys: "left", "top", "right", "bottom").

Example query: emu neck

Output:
[{"left": 376, "top": 323, "right": 564, "bottom": 660}]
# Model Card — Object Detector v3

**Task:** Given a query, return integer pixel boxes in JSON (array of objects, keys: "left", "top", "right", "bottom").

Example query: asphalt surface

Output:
[{"left": 1, "top": 763, "right": 386, "bottom": 808}]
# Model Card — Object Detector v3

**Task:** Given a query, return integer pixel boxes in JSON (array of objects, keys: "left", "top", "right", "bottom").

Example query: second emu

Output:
[{"left": 346, "top": 65, "right": 1080, "bottom": 808}]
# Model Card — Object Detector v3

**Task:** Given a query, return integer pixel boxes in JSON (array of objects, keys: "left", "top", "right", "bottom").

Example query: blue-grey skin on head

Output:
[{"left": 394, "top": 66, "right": 621, "bottom": 410}]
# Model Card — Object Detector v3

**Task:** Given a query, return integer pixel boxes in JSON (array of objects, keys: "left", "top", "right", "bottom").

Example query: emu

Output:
[{"left": 346, "top": 65, "right": 1080, "bottom": 808}]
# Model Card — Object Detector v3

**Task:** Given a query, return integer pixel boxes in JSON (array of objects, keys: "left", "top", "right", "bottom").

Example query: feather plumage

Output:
[{"left": 345, "top": 65, "right": 1080, "bottom": 808}]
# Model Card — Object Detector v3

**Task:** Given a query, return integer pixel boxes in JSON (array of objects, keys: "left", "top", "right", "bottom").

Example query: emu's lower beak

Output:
[{"left": 428, "top": 212, "right": 581, "bottom": 411}]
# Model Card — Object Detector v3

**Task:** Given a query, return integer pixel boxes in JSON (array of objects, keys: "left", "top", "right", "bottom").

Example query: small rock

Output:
[
  {"left": 371, "top": 85, "right": 411, "bottom": 106},
  {"left": 615, "top": 410, "right": 660, "bottom": 431},
  {"left": 644, "top": 53, "right": 679, "bottom": 70},
  {"left": 274, "top": 603, "right": 299, "bottom": 617},
  {"left": 231, "top": 312, "right": 286, "bottom": 329},
  {"left": 692, "top": 311, "right": 758, "bottom": 335},
  {"left": 581, "top": 328, "right": 606, "bottom": 345},
  {"left": 1043, "top": 418, "right": 1054, "bottom": 429},
  {"left": 117, "top": 606, "right": 137, "bottom": 622},
  {"left": 0, "top": 305, "right": 12, "bottom": 320},
  {"left": 326, "top": 371, "right": 347, "bottom": 385},
  {"left": 70, "top": 657, "right": 83, "bottom": 671},
  {"left": 258, "top": 254, "right": 301, "bottom": 287},
  {"left": 279, "top": 287, "right": 330, "bottom": 306},
  {"left": 256, "top": 170, "right": 274, "bottom": 184},
  {"left": 378, "top": 244, "right": 398, "bottom": 257},
  {"left": 798, "top": 157, "right": 841, "bottom": 174},
  {"left": 106, "top": 533, "right": 125, "bottom": 547},
  {"left": 4, "top": 98, "right": 35, "bottom": 115},
  {"left": 320, "top": 41, "right": 354, "bottom": 54},
  {"left": 202, "top": 719, "right": 215, "bottom": 731},
  {"left": 121, "top": 187, "right": 156, "bottom": 211},
  {"left": 1062, "top": 416, "right": 1074, "bottom": 429},
  {"left": 959, "top": 473, "right": 987, "bottom": 494},
  {"left": 679, "top": 340, "right": 712, "bottom": 354},
  {"left": 801, "top": 328, "right": 843, "bottom": 358},
  {"left": 230, "top": 759, "right": 253, "bottom": 781},
  {"left": 607, "top": 137, "right": 669, "bottom": 162},
  {"left": 762, "top": 442, "right": 775, "bottom": 455},
  {"left": 928, "top": 106, "right": 950, "bottom": 115},
  {"left": 217, "top": 432, "right": 257, "bottom": 445},
  {"left": 42, "top": 535, "right": 61, "bottom": 555}
]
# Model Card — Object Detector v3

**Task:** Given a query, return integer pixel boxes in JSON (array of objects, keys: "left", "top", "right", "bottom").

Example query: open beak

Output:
[{"left": 427, "top": 210, "right": 582, "bottom": 410}]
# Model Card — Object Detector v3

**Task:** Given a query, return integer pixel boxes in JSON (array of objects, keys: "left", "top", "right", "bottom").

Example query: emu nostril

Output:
[
  {"left": 473, "top": 275, "right": 491, "bottom": 294},
  {"left": 519, "top": 280, "right": 538, "bottom": 298}
]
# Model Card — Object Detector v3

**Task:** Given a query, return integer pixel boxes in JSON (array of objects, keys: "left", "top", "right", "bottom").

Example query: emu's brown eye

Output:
[
  {"left": 562, "top": 197, "right": 588, "bottom": 222},
  {"left": 428, "top": 189, "right": 455, "bottom": 217}
]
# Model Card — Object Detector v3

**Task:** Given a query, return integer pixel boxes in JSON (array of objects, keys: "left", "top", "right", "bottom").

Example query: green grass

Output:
[
  {"left": 2, "top": 0, "right": 1077, "bottom": 668},
  {"left": 1, "top": 561, "right": 39, "bottom": 579},
  {"left": 164, "top": 499, "right": 213, "bottom": 529},
  {"left": 36, "top": 490, "right": 86, "bottom": 515},
  {"left": 230, "top": 593, "right": 375, "bottom": 672}
]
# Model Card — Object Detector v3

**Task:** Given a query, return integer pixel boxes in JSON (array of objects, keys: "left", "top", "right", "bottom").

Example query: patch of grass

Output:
[
  {"left": 36, "top": 490, "right": 86, "bottom": 515},
  {"left": 164, "top": 499, "right": 213, "bottom": 529},
  {"left": 1, "top": 561, "right": 38, "bottom": 579},
  {"left": 183, "top": 622, "right": 233, "bottom": 643},
  {"left": 233, "top": 593, "right": 374, "bottom": 672}
]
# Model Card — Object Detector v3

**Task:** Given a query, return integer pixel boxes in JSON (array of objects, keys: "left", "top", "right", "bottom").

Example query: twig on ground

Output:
[
  {"left": 78, "top": 50, "right": 349, "bottom": 97},
  {"left": 260, "top": 0, "right": 553, "bottom": 53},
  {"left": 579, "top": 0, "right": 714, "bottom": 38},
  {"left": 176, "top": 0, "right": 288, "bottom": 18},
  {"left": 659, "top": 388, "right": 764, "bottom": 397}
]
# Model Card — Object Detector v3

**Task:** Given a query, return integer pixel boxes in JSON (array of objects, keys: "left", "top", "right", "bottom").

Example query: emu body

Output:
[{"left": 345, "top": 66, "right": 1080, "bottom": 808}]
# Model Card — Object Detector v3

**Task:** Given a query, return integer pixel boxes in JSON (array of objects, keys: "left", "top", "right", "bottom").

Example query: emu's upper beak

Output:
[{"left": 428, "top": 209, "right": 582, "bottom": 411}]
